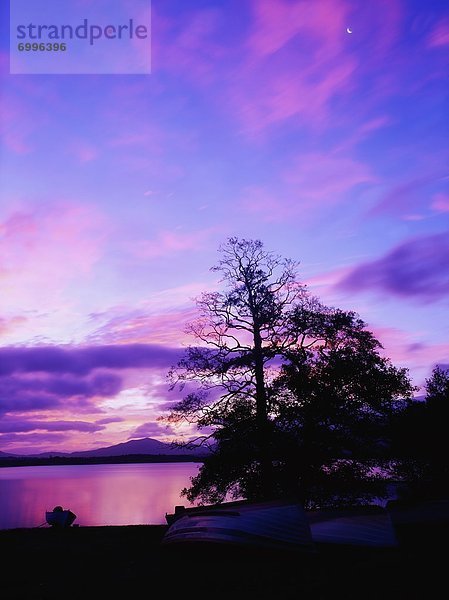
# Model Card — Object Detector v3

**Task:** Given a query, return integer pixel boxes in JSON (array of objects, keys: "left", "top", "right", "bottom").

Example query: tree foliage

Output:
[
  {"left": 391, "top": 365, "right": 449, "bottom": 501},
  {"left": 166, "top": 238, "right": 415, "bottom": 507},
  {"left": 168, "top": 237, "right": 306, "bottom": 497},
  {"left": 269, "top": 309, "right": 414, "bottom": 508}
]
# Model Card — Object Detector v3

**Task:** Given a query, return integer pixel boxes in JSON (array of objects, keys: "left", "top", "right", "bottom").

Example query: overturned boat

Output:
[
  {"left": 163, "top": 498, "right": 316, "bottom": 552},
  {"left": 45, "top": 506, "right": 77, "bottom": 528},
  {"left": 386, "top": 498, "right": 449, "bottom": 526},
  {"left": 306, "top": 505, "right": 398, "bottom": 547}
]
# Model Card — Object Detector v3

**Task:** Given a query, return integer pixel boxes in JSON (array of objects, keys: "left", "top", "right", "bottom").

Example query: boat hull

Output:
[
  {"left": 386, "top": 499, "right": 449, "bottom": 525},
  {"left": 307, "top": 506, "right": 398, "bottom": 547},
  {"left": 163, "top": 499, "right": 316, "bottom": 552}
]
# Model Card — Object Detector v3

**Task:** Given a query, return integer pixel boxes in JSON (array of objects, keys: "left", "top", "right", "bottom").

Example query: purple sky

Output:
[{"left": 1, "top": 0, "right": 448, "bottom": 455}]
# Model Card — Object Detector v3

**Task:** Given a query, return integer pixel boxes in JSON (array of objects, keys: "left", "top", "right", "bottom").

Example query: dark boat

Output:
[
  {"left": 306, "top": 505, "right": 398, "bottom": 547},
  {"left": 163, "top": 498, "right": 316, "bottom": 552},
  {"left": 45, "top": 506, "right": 77, "bottom": 528},
  {"left": 386, "top": 498, "right": 449, "bottom": 525}
]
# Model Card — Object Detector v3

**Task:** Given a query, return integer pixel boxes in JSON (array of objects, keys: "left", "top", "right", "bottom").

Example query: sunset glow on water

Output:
[{"left": 0, "top": 463, "right": 200, "bottom": 530}]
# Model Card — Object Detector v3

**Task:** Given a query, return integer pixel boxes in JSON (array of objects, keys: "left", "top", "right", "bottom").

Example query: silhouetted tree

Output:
[
  {"left": 270, "top": 309, "right": 414, "bottom": 508},
  {"left": 426, "top": 365, "right": 449, "bottom": 407},
  {"left": 424, "top": 366, "right": 449, "bottom": 496},
  {"left": 168, "top": 237, "right": 307, "bottom": 498},
  {"left": 391, "top": 366, "right": 449, "bottom": 500},
  {"left": 167, "top": 238, "right": 415, "bottom": 506}
]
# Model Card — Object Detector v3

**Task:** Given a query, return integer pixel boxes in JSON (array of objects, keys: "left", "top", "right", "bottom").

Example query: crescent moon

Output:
[{"left": 346, "top": 28, "right": 353, "bottom": 34}]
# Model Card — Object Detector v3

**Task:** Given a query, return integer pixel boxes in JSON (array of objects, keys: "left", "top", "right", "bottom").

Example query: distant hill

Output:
[
  {"left": 69, "top": 437, "right": 210, "bottom": 458},
  {"left": 4, "top": 438, "right": 210, "bottom": 459}
]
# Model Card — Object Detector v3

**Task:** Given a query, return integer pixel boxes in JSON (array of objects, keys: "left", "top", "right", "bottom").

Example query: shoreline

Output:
[
  {"left": 0, "top": 454, "right": 205, "bottom": 468},
  {"left": 0, "top": 522, "right": 446, "bottom": 599}
]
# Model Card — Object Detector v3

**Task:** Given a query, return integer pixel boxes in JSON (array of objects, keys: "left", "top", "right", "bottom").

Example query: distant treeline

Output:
[{"left": 0, "top": 454, "right": 205, "bottom": 468}]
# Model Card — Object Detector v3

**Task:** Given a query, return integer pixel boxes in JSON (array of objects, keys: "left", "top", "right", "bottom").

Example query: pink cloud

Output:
[
  {"left": 0, "top": 202, "right": 109, "bottom": 315},
  {"left": 0, "top": 343, "right": 185, "bottom": 452},
  {"left": 334, "top": 116, "right": 392, "bottom": 152},
  {"left": 148, "top": 0, "right": 404, "bottom": 138},
  {"left": 306, "top": 265, "right": 354, "bottom": 292},
  {"left": 284, "top": 153, "right": 374, "bottom": 199},
  {"left": 428, "top": 19, "right": 449, "bottom": 47},
  {"left": 150, "top": 0, "right": 359, "bottom": 135},
  {"left": 0, "top": 417, "right": 105, "bottom": 434},
  {"left": 0, "top": 203, "right": 106, "bottom": 274},
  {"left": 229, "top": 57, "right": 358, "bottom": 135},
  {"left": 0, "top": 77, "right": 62, "bottom": 154},
  {"left": 152, "top": 5, "right": 227, "bottom": 85},
  {"left": 0, "top": 342, "right": 190, "bottom": 453},
  {"left": 0, "top": 96, "right": 41, "bottom": 154},
  {"left": 227, "top": 0, "right": 403, "bottom": 136},
  {"left": 131, "top": 420, "right": 176, "bottom": 439},
  {"left": 241, "top": 152, "right": 374, "bottom": 222},
  {"left": 87, "top": 306, "right": 199, "bottom": 346},
  {"left": 0, "top": 432, "right": 69, "bottom": 454},
  {"left": 371, "top": 325, "right": 449, "bottom": 389},
  {"left": 369, "top": 174, "right": 446, "bottom": 218},
  {"left": 240, "top": 186, "right": 289, "bottom": 223},
  {"left": 95, "top": 114, "right": 192, "bottom": 182},
  {"left": 100, "top": 0, "right": 410, "bottom": 146},
  {"left": 85, "top": 279, "right": 220, "bottom": 347},
  {"left": 337, "top": 230, "right": 449, "bottom": 303},
  {"left": 129, "top": 228, "right": 218, "bottom": 259},
  {"left": 67, "top": 139, "right": 99, "bottom": 163},
  {"left": 106, "top": 120, "right": 169, "bottom": 151},
  {"left": 247, "top": 0, "right": 349, "bottom": 59},
  {"left": 0, "top": 316, "right": 28, "bottom": 337},
  {"left": 431, "top": 193, "right": 449, "bottom": 213}
]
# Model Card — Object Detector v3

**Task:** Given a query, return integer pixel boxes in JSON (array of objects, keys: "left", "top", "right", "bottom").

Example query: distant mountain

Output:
[
  {"left": 26, "top": 451, "right": 71, "bottom": 458},
  {"left": 70, "top": 437, "right": 210, "bottom": 458},
  {"left": 0, "top": 438, "right": 211, "bottom": 460}
]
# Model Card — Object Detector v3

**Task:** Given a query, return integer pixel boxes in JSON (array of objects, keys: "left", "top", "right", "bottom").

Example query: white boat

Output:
[
  {"left": 162, "top": 498, "right": 316, "bottom": 552},
  {"left": 45, "top": 506, "right": 77, "bottom": 528},
  {"left": 306, "top": 505, "right": 398, "bottom": 547}
]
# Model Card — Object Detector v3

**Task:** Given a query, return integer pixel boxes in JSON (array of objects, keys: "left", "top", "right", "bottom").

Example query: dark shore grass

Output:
[{"left": 0, "top": 522, "right": 446, "bottom": 599}]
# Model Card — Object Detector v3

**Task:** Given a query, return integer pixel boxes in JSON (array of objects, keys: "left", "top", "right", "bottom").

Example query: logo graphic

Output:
[{"left": 10, "top": 0, "right": 152, "bottom": 74}]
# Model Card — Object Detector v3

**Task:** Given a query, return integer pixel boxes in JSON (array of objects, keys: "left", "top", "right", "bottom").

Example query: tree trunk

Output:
[{"left": 253, "top": 323, "right": 273, "bottom": 498}]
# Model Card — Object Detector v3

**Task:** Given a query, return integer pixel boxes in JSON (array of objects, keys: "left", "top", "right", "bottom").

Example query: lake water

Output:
[{"left": 0, "top": 462, "right": 201, "bottom": 530}]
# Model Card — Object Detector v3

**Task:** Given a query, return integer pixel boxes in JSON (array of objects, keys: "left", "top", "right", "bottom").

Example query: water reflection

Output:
[{"left": 0, "top": 463, "right": 200, "bottom": 529}]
